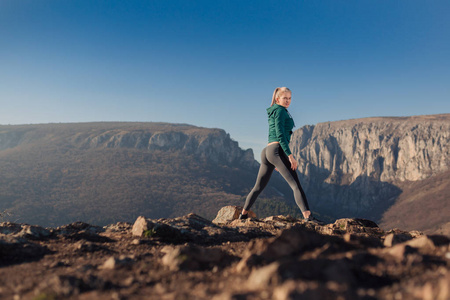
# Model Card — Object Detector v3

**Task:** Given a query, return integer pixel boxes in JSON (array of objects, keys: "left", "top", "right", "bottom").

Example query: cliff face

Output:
[
  {"left": 0, "top": 123, "right": 258, "bottom": 169},
  {"left": 290, "top": 114, "right": 450, "bottom": 221}
]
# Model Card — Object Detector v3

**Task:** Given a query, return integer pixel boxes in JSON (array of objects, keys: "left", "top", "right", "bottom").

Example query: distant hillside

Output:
[
  {"left": 379, "top": 169, "right": 450, "bottom": 235},
  {"left": 0, "top": 122, "right": 299, "bottom": 227},
  {"left": 290, "top": 114, "right": 450, "bottom": 234}
]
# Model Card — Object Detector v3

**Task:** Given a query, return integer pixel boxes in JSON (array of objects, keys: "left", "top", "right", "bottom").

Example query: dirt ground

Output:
[{"left": 0, "top": 214, "right": 449, "bottom": 300}]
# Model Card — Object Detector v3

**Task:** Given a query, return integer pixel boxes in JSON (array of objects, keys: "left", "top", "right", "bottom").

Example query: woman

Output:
[{"left": 239, "top": 87, "right": 322, "bottom": 224}]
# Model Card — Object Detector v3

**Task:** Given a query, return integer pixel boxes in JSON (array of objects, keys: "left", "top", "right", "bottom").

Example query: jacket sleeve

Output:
[{"left": 274, "top": 108, "right": 292, "bottom": 156}]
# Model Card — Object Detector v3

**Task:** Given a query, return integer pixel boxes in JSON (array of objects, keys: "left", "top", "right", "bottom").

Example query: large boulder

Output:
[
  {"left": 132, "top": 216, "right": 183, "bottom": 243},
  {"left": 212, "top": 206, "right": 256, "bottom": 224}
]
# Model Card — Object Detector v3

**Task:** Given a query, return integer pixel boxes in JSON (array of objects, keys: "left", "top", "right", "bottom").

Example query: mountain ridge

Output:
[
  {"left": 0, "top": 122, "right": 297, "bottom": 227},
  {"left": 0, "top": 115, "right": 448, "bottom": 234},
  {"left": 290, "top": 113, "right": 450, "bottom": 233}
]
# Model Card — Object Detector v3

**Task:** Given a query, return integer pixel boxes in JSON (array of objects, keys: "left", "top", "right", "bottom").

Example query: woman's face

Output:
[{"left": 277, "top": 92, "right": 292, "bottom": 108}]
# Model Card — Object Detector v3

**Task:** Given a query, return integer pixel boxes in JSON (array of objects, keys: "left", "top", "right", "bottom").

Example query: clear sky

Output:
[{"left": 1, "top": 1, "right": 449, "bottom": 158}]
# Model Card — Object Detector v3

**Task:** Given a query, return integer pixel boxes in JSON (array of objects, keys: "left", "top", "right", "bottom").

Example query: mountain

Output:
[
  {"left": 0, "top": 122, "right": 298, "bottom": 227},
  {"left": 290, "top": 114, "right": 450, "bottom": 234}
]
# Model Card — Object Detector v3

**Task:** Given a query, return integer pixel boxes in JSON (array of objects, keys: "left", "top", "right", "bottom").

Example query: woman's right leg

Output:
[{"left": 242, "top": 147, "right": 275, "bottom": 212}]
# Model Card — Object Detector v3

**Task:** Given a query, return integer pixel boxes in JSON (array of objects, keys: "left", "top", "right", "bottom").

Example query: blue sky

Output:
[{"left": 1, "top": 1, "right": 449, "bottom": 158}]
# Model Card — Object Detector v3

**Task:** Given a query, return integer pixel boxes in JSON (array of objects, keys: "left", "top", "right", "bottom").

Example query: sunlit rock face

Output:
[{"left": 290, "top": 114, "right": 450, "bottom": 220}]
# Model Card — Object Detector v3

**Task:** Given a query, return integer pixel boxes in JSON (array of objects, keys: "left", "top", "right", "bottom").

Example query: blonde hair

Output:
[{"left": 270, "top": 87, "right": 291, "bottom": 106}]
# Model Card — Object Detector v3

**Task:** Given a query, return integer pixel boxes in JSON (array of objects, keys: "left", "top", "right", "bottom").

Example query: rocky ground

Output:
[{"left": 0, "top": 207, "right": 449, "bottom": 300}]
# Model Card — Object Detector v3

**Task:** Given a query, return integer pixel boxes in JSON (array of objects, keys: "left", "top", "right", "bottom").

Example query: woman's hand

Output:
[{"left": 288, "top": 154, "right": 298, "bottom": 170}]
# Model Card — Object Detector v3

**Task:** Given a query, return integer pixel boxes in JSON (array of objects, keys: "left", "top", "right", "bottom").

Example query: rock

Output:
[
  {"left": 103, "top": 222, "right": 133, "bottom": 233},
  {"left": 382, "top": 244, "right": 418, "bottom": 260},
  {"left": 0, "top": 222, "right": 23, "bottom": 235},
  {"left": 0, "top": 213, "right": 448, "bottom": 300},
  {"left": 235, "top": 252, "right": 263, "bottom": 272},
  {"left": 263, "top": 215, "right": 298, "bottom": 223},
  {"left": 0, "top": 223, "right": 52, "bottom": 240},
  {"left": 395, "top": 234, "right": 450, "bottom": 256},
  {"left": 161, "top": 244, "right": 228, "bottom": 271},
  {"left": 256, "top": 226, "right": 328, "bottom": 260},
  {"left": 132, "top": 216, "right": 183, "bottom": 242},
  {"left": 212, "top": 206, "right": 256, "bottom": 224},
  {"left": 0, "top": 235, "right": 50, "bottom": 266},
  {"left": 132, "top": 216, "right": 154, "bottom": 237},
  {"left": 100, "top": 256, "right": 134, "bottom": 270},
  {"left": 273, "top": 280, "right": 359, "bottom": 300},
  {"left": 132, "top": 213, "right": 270, "bottom": 245},
  {"left": 291, "top": 116, "right": 450, "bottom": 221},
  {"left": 55, "top": 222, "right": 104, "bottom": 236},
  {"left": 247, "top": 262, "right": 281, "bottom": 288},
  {"left": 76, "top": 241, "right": 109, "bottom": 253},
  {"left": 35, "top": 275, "right": 87, "bottom": 297},
  {"left": 211, "top": 292, "right": 252, "bottom": 300},
  {"left": 410, "top": 269, "right": 450, "bottom": 300},
  {"left": 383, "top": 231, "right": 413, "bottom": 247},
  {"left": 170, "top": 213, "right": 214, "bottom": 231},
  {"left": 35, "top": 275, "right": 108, "bottom": 297},
  {"left": 343, "top": 233, "right": 383, "bottom": 248},
  {"left": 405, "top": 236, "right": 436, "bottom": 250},
  {"left": 247, "top": 258, "right": 359, "bottom": 289},
  {"left": 15, "top": 225, "right": 52, "bottom": 240},
  {"left": 131, "top": 239, "right": 141, "bottom": 245},
  {"left": 334, "top": 218, "right": 378, "bottom": 231},
  {"left": 65, "top": 230, "right": 113, "bottom": 243}
]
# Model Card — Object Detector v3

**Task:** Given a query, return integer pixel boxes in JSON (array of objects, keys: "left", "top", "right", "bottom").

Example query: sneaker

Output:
[
  {"left": 305, "top": 215, "right": 324, "bottom": 225},
  {"left": 238, "top": 213, "right": 248, "bottom": 220}
]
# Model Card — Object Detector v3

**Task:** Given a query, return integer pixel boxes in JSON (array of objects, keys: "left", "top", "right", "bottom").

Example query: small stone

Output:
[
  {"left": 101, "top": 257, "right": 118, "bottom": 269},
  {"left": 258, "top": 226, "right": 327, "bottom": 260},
  {"left": 100, "top": 256, "right": 134, "bottom": 269},
  {"left": 35, "top": 275, "right": 87, "bottom": 297},
  {"left": 161, "top": 245, "right": 226, "bottom": 271},
  {"left": 405, "top": 236, "right": 436, "bottom": 250},
  {"left": 383, "top": 244, "right": 417, "bottom": 260},
  {"left": 235, "top": 253, "right": 262, "bottom": 272},
  {"left": 49, "top": 261, "right": 67, "bottom": 268},
  {"left": 247, "top": 262, "right": 281, "bottom": 288},
  {"left": 273, "top": 280, "right": 312, "bottom": 300},
  {"left": 273, "top": 279, "right": 358, "bottom": 300},
  {"left": 122, "top": 276, "right": 135, "bottom": 287}
]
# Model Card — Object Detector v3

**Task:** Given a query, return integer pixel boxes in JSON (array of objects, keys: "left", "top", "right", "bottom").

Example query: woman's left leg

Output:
[
  {"left": 242, "top": 146, "right": 275, "bottom": 213},
  {"left": 266, "top": 144, "right": 311, "bottom": 216}
]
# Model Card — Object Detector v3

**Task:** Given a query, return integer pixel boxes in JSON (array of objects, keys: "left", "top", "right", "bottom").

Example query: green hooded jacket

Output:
[{"left": 267, "top": 104, "right": 295, "bottom": 156}]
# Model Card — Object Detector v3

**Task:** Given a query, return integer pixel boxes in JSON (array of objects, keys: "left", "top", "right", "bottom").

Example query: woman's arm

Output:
[
  {"left": 274, "top": 108, "right": 297, "bottom": 170},
  {"left": 274, "top": 108, "right": 292, "bottom": 156}
]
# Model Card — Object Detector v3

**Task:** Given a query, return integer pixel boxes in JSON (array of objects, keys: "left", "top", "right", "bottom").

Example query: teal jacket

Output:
[{"left": 267, "top": 104, "right": 295, "bottom": 156}]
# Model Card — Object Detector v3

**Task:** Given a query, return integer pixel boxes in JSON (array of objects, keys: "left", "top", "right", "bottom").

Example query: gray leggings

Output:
[{"left": 243, "top": 143, "right": 310, "bottom": 213}]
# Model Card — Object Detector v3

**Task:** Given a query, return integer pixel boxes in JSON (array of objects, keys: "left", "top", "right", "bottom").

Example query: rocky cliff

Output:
[
  {"left": 290, "top": 114, "right": 450, "bottom": 222},
  {"left": 0, "top": 122, "right": 258, "bottom": 169}
]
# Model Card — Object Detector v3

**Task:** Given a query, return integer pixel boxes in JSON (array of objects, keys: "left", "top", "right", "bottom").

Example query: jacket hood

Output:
[{"left": 267, "top": 104, "right": 284, "bottom": 117}]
